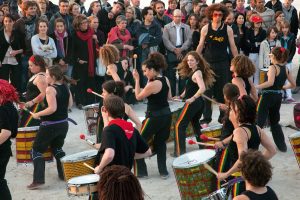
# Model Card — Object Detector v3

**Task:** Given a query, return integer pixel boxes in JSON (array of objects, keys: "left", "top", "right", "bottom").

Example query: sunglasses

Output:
[{"left": 213, "top": 13, "right": 223, "bottom": 17}]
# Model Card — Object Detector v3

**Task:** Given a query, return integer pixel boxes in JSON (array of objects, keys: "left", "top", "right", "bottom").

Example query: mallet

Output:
[
  {"left": 200, "top": 134, "right": 220, "bottom": 141},
  {"left": 187, "top": 139, "right": 215, "bottom": 147},
  {"left": 87, "top": 88, "right": 104, "bottom": 98},
  {"left": 80, "top": 134, "right": 96, "bottom": 146}
]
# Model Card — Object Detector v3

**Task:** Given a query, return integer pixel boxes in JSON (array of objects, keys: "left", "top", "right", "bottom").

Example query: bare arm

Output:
[
  {"left": 94, "top": 148, "right": 115, "bottom": 174},
  {"left": 227, "top": 26, "right": 238, "bottom": 57},
  {"left": 126, "top": 104, "right": 142, "bottom": 132},
  {"left": 107, "top": 64, "right": 121, "bottom": 81},
  {"left": 68, "top": 90, "right": 73, "bottom": 109},
  {"left": 256, "top": 65, "right": 276, "bottom": 89},
  {"left": 196, "top": 25, "right": 208, "bottom": 55},
  {"left": 282, "top": 67, "right": 296, "bottom": 90},
  {"left": 165, "top": 77, "right": 173, "bottom": 99},
  {"left": 34, "top": 86, "right": 57, "bottom": 118},
  {"left": 134, "top": 148, "right": 152, "bottom": 159},
  {"left": 0, "top": 129, "right": 11, "bottom": 145},
  {"left": 249, "top": 78, "right": 258, "bottom": 102},
  {"left": 258, "top": 126, "right": 276, "bottom": 159},
  {"left": 232, "top": 77, "right": 248, "bottom": 97}
]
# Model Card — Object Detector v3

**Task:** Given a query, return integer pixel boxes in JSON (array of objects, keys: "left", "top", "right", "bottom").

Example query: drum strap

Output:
[{"left": 40, "top": 118, "right": 77, "bottom": 126}]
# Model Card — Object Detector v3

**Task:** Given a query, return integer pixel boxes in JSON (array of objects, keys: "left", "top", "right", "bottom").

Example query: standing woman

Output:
[
  {"left": 31, "top": 19, "right": 57, "bottom": 66},
  {"left": 19, "top": 55, "right": 47, "bottom": 127},
  {"left": 234, "top": 13, "right": 247, "bottom": 54},
  {"left": 256, "top": 47, "right": 296, "bottom": 152},
  {"left": 187, "top": 14, "right": 200, "bottom": 33},
  {"left": 0, "top": 80, "right": 19, "bottom": 200},
  {"left": 72, "top": 14, "right": 97, "bottom": 108},
  {"left": 0, "top": 14, "right": 24, "bottom": 94},
  {"left": 0, "top": 10, "right": 4, "bottom": 29},
  {"left": 174, "top": 51, "right": 215, "bottom": 156},
  {"left": 133, "top": 52, "right": 172, "bottom": 179},
  {"left": 274, "top": 11, "right": 285, "bottom": 32},
  {"left": 28, "top": 65, "right": 73, "bottom": 189}
]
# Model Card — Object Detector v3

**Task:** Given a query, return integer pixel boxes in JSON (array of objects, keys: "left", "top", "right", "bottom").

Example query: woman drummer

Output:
[
  {"left": 19, "top": 55, "right": 47, "bottom": 127},
  {"left": 0, "top": 80, "right": 19, "bottom": 199},
  {"left": 217, "top": 95, "right": 276, "bottom": 197},
  {"left": 174, "top": 51, "right": 215, "bottom": 157},
  {"left": 28, "top": 65, "right": 73, "bottom": 189},
  {"left": 133, "top": 52, "right": 172, "bottom": 179},
  {"left": 256, "top": 47, "right": 296, "bottom": 152}
]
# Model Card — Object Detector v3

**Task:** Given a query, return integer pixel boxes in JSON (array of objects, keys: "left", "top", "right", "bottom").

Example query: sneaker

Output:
[
  {"left": 292, "top": 87, "right": 300, "bottom": 94},
  {"left": 27, "top": 182, "right": 45, "bottom": 190},
  {"left": 285, "top": 98, "right": 296, "bottom": 104},
  {"left": 160, "top": 173, "right": 169, "bottom": 180}
]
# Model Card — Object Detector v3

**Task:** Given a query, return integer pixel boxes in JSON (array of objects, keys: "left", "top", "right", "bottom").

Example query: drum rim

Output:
[
  {"left": 201, "top": 124, "right": 223, "bottom": 132},
  {"left": 288, "top": 132, "right": 300, "bottom": 138},
  {"left": 18, "top": 126, "right": 40, "bottom": 131},
  {"left": 172, "top": 149, "right": 216, "bottom": 168},
  {"left": 67, "top": 174, "right": 100, "bottom": 185},
  {"left": 60, "top": 150, "right": 98, "bottom": 162},
  {"left": 82, "top": 104, "right": 100, "bottom": 109}
]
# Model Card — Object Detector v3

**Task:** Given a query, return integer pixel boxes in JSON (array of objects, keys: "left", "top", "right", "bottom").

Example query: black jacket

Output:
[
  {"left": 265, "top": 0, "right": 282, "bottom": 13},
  {"left": 279, "top": 32, "right": 296, "bottom": 63},
  {"left": 0, "top": 29, "right": 24, "bottom": 63},
  {"left": 244, "top": 27, "right": 267, "bottom": 55},
  {"left": 137, "top": 21, "right": 162, "bottom": 47}
]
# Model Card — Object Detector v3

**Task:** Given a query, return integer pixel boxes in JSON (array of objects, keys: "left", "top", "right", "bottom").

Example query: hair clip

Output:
[{"left": 280, "top": 47, "right": 285, "bottom": 53}]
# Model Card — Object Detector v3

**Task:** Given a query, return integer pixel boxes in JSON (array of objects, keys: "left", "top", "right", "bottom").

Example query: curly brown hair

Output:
[
  {"left": 240, "top": 150, "right": 273, "bottom": 187},
  {"left": 177, "top": 51, "right": 215, "bottom": 88},
  {"left": 72, "top": 14, "right": 88, "bottom": 31},
  {"left": 142, "top": 52, "right": 168, "bottom": 71},
  {"left": 231, "top": 95, "right": 256, "bottom": 124},
  {"left": 205, "top": 3, "right": 229, "bottom": 21},
  {"left": 231, "top": 55, "right": 256, "bottom": 78},
  {"left": 99, "top": 44, "right": 120, "bottom": 66},
  {"left": 271, "top": 46, "right": 289, "bottom": 64}
]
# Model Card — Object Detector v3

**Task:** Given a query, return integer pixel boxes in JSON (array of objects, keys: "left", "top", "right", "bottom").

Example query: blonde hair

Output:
[{"left": 99, "top": 44, "right": 120, "bottom": 66}]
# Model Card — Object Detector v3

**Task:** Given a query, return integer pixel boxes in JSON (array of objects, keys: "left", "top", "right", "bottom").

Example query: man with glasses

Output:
[{"left": 196, "top": 3, "right": 238, "bottom": 127}]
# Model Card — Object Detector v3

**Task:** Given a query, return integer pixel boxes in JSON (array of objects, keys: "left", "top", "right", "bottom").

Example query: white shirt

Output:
[{"left": 175, "top": 23, "right": 182, "bottom": 46}]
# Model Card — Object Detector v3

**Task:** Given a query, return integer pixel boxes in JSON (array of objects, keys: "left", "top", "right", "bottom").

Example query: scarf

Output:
[
  {"left": 108, "top": 26, "right": 131, "bottom": 57},
  {"left": 54, "top": 30, "right": 68, "bottom": 57},
  {"left": 236, "top": 7, "right": 246, "bottom": 15},
  {"left": 108, "top": 119, "right": 134, "bottom": 140},
  {"left": 76, "top": 27, "right": 95, "bottom": 77}
]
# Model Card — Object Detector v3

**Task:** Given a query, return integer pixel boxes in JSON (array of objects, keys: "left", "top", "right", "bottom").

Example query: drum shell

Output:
[
  {"left": 83, "top": 104, "right": 99, "bottom": 135},
  {"left": 201, "top": 124, "right": 222, "bottom": 145},
  {"left": 288, "top": 132, "right": 300, "bottom": 169},
  {"left": 16, "top": 126, "right": 53, "bottom": 164},
  {"left": 67, "top": 174, "right": 99, "bottom": 196},
  {"left": 293, "top": 104, "right": 300, "bottom": 129},
  {"left": 259, "top": 69, "right": 268, "bottom": 84}
]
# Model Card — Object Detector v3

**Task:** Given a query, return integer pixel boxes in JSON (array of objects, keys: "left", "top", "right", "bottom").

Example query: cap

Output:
[{"left": 251, "top": 15, "right": 263, "bottom": 23}]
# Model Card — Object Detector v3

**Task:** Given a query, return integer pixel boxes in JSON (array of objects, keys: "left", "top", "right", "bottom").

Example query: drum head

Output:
[
  {"left": 289, "top": 132, "right": 300, "bottom": 139},
  {"left": 201, "top": 124, "right": 223, "bottom": 132},
  {"left": 172, "top": 149, "right": 216, "bottom": 168},
  {"left": 18, "top": 126, "right": 40, "bottom": 131},
  {"left": 61, "top": 150, "right": 98, "bottom": 162},
  {"left": 68, "top": 174, "right": 100, "bottom": 185},
  {"left": 260, "top": 68, "right": 269, "bottom": 72},
  {"left": 83, "top": 104, "right": 99, "bottom": 110}
]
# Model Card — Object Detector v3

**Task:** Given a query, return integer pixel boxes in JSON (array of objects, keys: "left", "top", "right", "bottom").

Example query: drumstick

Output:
[
  {"left": 200, "top": 134, "right": 220, "bottom": 141},
  {"left": 133, "top": 54, "right": 137, "bottom": 69},
  {"left": 79, "top": 134, "right": 96, "bottom": 146},
  {"left": 87, "top": 88, "right": 104, "bottom": 98},
  {"left": 83, "top": 162, "right": 95, "bottom": 171},
  {"left": 201, "top": 94, "right": 220, "bottom": 105},
  {"left": 204, "top": 163, "right": 218, "bottom": 176},
  {"left": 187, "top": 139, "right": 215, "bottom": 147},
  {"left": 18, "top": 103, "right": 34, "bottom": 115}
]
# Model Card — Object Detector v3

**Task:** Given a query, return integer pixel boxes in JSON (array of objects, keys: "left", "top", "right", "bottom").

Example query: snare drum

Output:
[
  {"left": 16, "top": 126, "right": 53, "bottom": 164},
  {"left": 288, "top": 132, "right": 300, "bottom": 168},
  {"left": 173, "top": 149, "right": 216, "bottom": 199},
  {"left": 83, "top": 104, "right": 99, "bottom": 135},
  {"left": 259, "top": 68, "right": 268, "bottom": 84},
  {"left": 202, "top": 188, "right": 227, "bottom": 200},
  {"left": 67, "top": 174, "right": 100, "bottom": 196},
  {"left": 201, "top": 124, "right": 222, "bottom": 145},
  {"left": 61, "top": 150, "right": 98, "bottom": 181}
]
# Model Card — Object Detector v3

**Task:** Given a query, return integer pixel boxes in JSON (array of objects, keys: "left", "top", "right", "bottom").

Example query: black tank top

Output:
[
  {"left": 236, "top": 76, "right": 251, "bottom": 95},
  {"left": 228, "top": 124, "right": 261, "bottom": 163},
  {"left": 104, "top": 62, "right": 124, "bottom": 82},
  {"left": 147, "top": 76, "right": 169, "bottom": 112},
  {"left": 242, "top": 186, "right": 278, "bottom": 200},
  {"left": 41, "top": 84, "right": 69, "bottom": 121},
  {"left": 185, "top": 69, "right": 200, "bottom": 99},
  {"left": 264, "top": 65, "right": 287, "bottom": 91},
  {"left": 26, "top": 74, "right": 45, "bottom": 101},
  {"left": 203, "top": 23, "right": 229, "bottom": 62}
]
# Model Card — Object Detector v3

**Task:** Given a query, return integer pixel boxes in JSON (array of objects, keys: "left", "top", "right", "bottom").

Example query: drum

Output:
[
  {"left": 83, "top": 103, "right": 99, "bottom": 135},
  {"left": 173, "top": 149, "right": 216, "bottom": 199},
  {"left": 259, "top": 68, "right": 268, "bottom": 84},
  {"left": 67, "top": 174, "right": 100, "bottom": 196},
  {"left": 201, "top": 124, "right": 222, "bottom": 145},
  {"left": 288, "top": 132, "right": 300, "bottom": 168},
  {"left": 16, "top": 126, "right": 53, "bottom": 164},
  {"left": 61, "top": 150, "right": 98, "bottom": 181},
  {"left": 202, "top": 188, "right": 227, "bottom": 200}
]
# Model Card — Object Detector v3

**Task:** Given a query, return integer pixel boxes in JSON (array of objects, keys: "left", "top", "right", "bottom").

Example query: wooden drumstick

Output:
[
  {"left": 200, "top": 134, "right": 220, "bottom": 141},
  {"left": 204, "top": 163, "right": 218, "bottom": 176},
  {"left": 18, "top": 103, "right": 34, "bottom": 115},
  {"left": 133, "top": 54, "right": 137, "bottom": 70},
  {"left": 201, "top": 94, "right": 221, "bottom": 105},
  {"left": 87, "top": 88, "right": 104, "bottom": 98},
  {"left": 187, "top": 139, "right": 215, "bottom": 147},
  {"left": 83, "top": 162, "right": 95, "bottom": 171}
]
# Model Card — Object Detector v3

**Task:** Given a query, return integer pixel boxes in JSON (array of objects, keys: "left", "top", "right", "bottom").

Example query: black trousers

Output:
[
  {"left": 296, "top": 64, "right": 300, "bottom": 86},
  {"left": 202, "top": 59, "right": 230, "bottom": 124},
  {"left": 257, "top": 92, "right": 285, "bottom": 148},
  {"left": 174, "top": 98, "right": 204, "bottom": 156},
  {"left": 31, "top": 122, "right": 68, "bottom": 183},
  {"left": 0, "top": 148, "right": 12, "bottom": 200},
  {"left": 135, "top": 114, "right": 172, "bottom": 176},
  {"left": 0, "top": 64, "right": 22, "bottom": 93}
]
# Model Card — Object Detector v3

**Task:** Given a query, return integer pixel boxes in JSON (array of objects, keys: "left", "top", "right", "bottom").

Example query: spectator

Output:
[
  {"left": 222, "top": 0, "right": 234, "bottom": 12},
  {"left": 131, "top": 0, "right": 142, "bottom": 21},
  {"left": 107, "top": 15, "right": 134, "bottom": 58},
  {"left": 126, "top": 6, "right": 141, "bottom": 48},
  {"left": 233, "top": 150, "right": 278, "bottom": 200},
  {"left": 265, "top": 0, "right": 282, "bottom": 13},
  {"left": 192, "top": 15, "right": 209, "bottom": 50},
  {"left": 246, "top": 0, "right": 256, "bottom": 11},
  {"left": 187, "top": 13, "right": 199, "bottom": 32},
  {"left": 199, "top": 3, "right": 208, "bottom": 17},
  {"left": 0, "top": 3, "right": 9, "bottom": 15},
  {"left": 274, "top": 11, "right": 285, "bottom": 31},
  {"left": 49, "top": 0, "right": 73, "bottom": 35},
  {"left": 0, "top": 14, "right": 24, "bottom": 94},
  {"left": 235, "top": 0, "right": 247, "bottom": 15},
  {"left": 72, "top": 14, "right": 97, "bottom": 108},
  {"left": 97, "top": 165, "right": 145, "bottom": 200},
  {"left": 36, "top": 0, "right": 51, "bottom": 21},
  {"left": 69, "top": 2, "right": 80, "bottom": 18},
  {"left": 187, "top": 0, "right": 202, "bottom": 18},
  {"left": 165, "top": 0, "right": 185, "bottom": 23},
  {"left": 254, "top": 0, "right": 275, "bottom": 30},
  {"left": 120, "top": 57, "right": 137, "bottom": 105},
  {"left": 281, "top": 0, "right": 298, "bottom": 37},
  {"left": 163, "top": 9, "right": 192, "bottom": 96},
  {"left": 31, "top": 19, "right": 57, "bottom": 66},
  {"left": 0, "top": 10, "right": 3, "bottom": 29},
  {"left": 88, "top": 1, "right": 101, "bottom": 17},
  {"left": 45, "top": 0, "right": 59, "bottom": 16},
  {"left": 225, "top": 11, "right": 240, "bottom": 55},
  {"left": 235, "top": 13, "right": 247, "bottom": 54},
  {"left": 101, "top": 0, "right": 111, "bottom": 12},
  {"left": 88, "top": 16, "right": 105, "bottom": 47},
  {"left": 75, "top": 0, "right": 87, "bottom": 16}
]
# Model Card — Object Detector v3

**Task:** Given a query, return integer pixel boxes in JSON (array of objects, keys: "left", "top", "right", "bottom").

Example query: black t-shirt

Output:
[
  {"left": 0, "top": 102, "right": 19, "bottom": 154},
  {"left": 242, "top": 186, "right": 278, "bottom": 200},
  {"left": 95, "top": 123, "right": 149, "bottom": 169}
]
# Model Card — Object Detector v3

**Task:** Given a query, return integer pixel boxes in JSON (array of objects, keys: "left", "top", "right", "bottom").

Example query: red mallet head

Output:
[
  {"left": 133, "top": 54, "right": 138, "bottom": 59},
  {"left": 296, "top": 116, "right": 300, "bottom": 121},
  {"left": 87, "top": 88, "right": 93, "bottom": 93},
  {"left": 200, "top": 134, "right": 209, "bottom": 141},
  {"left": 188, "top": 139, "right": 196, "bottom": 145},
  {"left": 80, "top": 134, "right": 85, "bottom": 140}
]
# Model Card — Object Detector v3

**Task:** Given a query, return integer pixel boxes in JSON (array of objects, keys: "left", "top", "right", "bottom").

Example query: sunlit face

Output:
[
  {"left": 276, "top": 14, "right": 285, "bottom": 23},
  {"left": 59, "top": 2, "right": 69, "bottom": 14},
  {"left": 236, "top": 15, "right": 244, "bottom": 25},
  {"left": 256, "top": 0, "right": 265, "bottom": 10},
  {"left": 1, "top": 6, "right": 9, "bottom": 15},
  {"left": 225, "top": 13, "right": 234, "bottom": 25},
  {"left": 212, "top": 11, "right": 223, "bottom": 23},
  {"left": 269, "top": 29, "right": 277, "bottom": 40},
  {"left": 193, "top": 3, "right": 201, "bottom": 14},
  {"left": 28, "top": 61, "right": 41, "bottom": 74},
  {"left": 236, "top": 0, "right": 245, "bottom": 8},
  {"left": 169, "top": 1, "right": 177, "bottom": 10},
  {"left": 142, "top": 65, "right": 154, "bottom": 80},
  {"left": 38, "top": 22, "right": 48, "bottom": 34},
  {"left": 125, "top": 8, "right": 134, "bottom": 20},
  {"left": 144, "top": 9, "right": 154, "bottom": 22},
  {"left": 117, "top": 20, "right": 127, "bottom": 31},
  {"left": 173, "top": 12, "right": 182, "bottom": 24},
  {"left": 26, "top": 6, "right": 37, "bottom": 17},
  {"left": 3, "top": 17, "right": 14, "bottom": 29},
  {"left": 102, "top": 88, "right": 110, "bottom": 99},
  {"left": 132, "top": 0, "right": 140, "bottom": 7},
  {"left": 55, "top": 22, "right": 65, "bottom": 33},
  {"left": 92, "top": 2, "right": 101, "bottom": 13},
  {"left": 121, "top": 59, "right": 129, "bottom": 71},
  {"left": 80, "top": 19, "right": 89, "bottom": 31},
  {"left": 155, "top": 3, "right": 165, "bottom": 16},
  {"left": 45, "top": 69, "right": 54, "bottom": 84},
  {"left": 187, "top": 55, "right": 198, "bottom": 69},
  {"left": 37, "top": 0, "right": 47, "bottom": 10},
  {"left": 199, "top": 17, "right": 209, "bottom": 28},
  {"left": 282, "top": 27, "right": 289, "bottom": 35},
  {"left": 72, "top": 5, "right": 80, "bottom": 16},
  {"left": 90, "top": 18, "right": 99, "bottom": 29},
  {"left": 283, "top": 0, "right": 293, "bottom": 8},
  {"left": 112, "top": 4, "right": 123, "bottom": 15},
  {"left": 189, "top": 16, "right": 197, "bottom": 27}
]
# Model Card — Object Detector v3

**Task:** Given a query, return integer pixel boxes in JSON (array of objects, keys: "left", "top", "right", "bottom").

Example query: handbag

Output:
[{"left": 95, "top": 58, "right": 106, "bottom": 77}]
